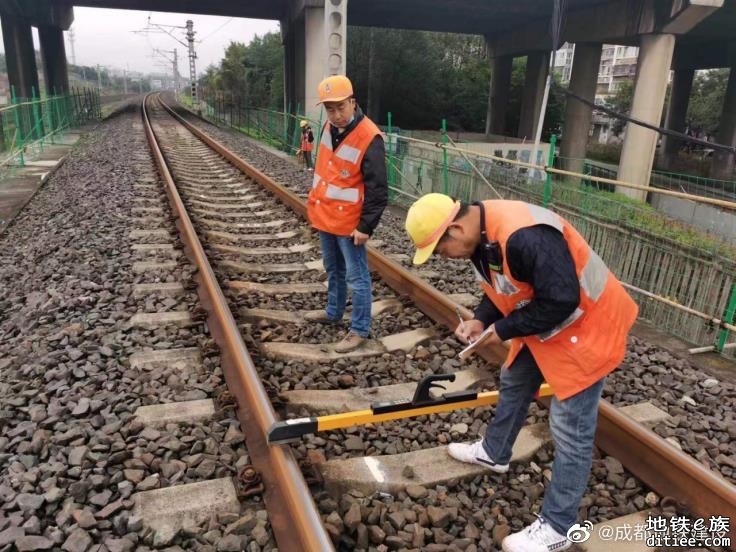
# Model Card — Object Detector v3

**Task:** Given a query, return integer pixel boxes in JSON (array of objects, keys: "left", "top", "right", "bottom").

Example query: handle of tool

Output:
[{"left": 267, "top": 384, "right": 554, "bottom": 445}]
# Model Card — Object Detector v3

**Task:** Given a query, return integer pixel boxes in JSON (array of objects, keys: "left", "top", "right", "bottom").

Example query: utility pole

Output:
[
  {"left": 133, "top": 16, "right": 198, "bottom": 101},
  {"left": 96, "top": 64, "right": 102, "bottom": 92},
  {"left": 173, "top": 49, "right": 180, "bottom": 93},
  {"left": 151, "top": 48, "right": 179, "bottom": 92},
  {"left": 185, "top": 20, "right": 198, "bottom": 102},
  {"left": 68, "top": 27, "right": 77, "bottom": 66}
]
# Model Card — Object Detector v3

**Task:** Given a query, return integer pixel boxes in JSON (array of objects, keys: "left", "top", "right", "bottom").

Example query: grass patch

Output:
[{"left": 550, "top": 178, "right": 735, "bottom": 259}]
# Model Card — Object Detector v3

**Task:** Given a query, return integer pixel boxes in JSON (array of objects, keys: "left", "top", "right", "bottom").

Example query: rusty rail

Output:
[
  {"left": 159, "top": 94, "right": 736, "bottom": 548},
  {"left": 142, "top": 94, "right": 333, "bottom": 552}
]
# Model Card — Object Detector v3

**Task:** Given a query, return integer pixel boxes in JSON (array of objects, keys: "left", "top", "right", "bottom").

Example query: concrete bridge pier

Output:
[
  {"left": 1, "top": 14, "right": 40, "bottom": 100},
  {"left": 39, "top": 25, "right": 70, "bottom": 94},
  {"left": 484, "top": 52, "right": 512, "bottom": 137},
  {"left": 660, "top": 66, "right": 695, "bottom": 170},
  {"left": 617, "top": 33, "right": 675, "bottom": 200},
  {"left": 559, "top": 42, "right": 602, "bottom": 176},
  {"left": 285, "top": 0, "right": 348, "bottom": 124},
  {"left": 518, "top": 51, "right": 549, "bottom": 141}
]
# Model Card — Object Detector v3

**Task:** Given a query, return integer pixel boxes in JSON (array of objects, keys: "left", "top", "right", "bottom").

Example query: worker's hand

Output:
[
  {"left": 455, "top": 319, "right": 485, "bottom": 344},
  {"left": 351, "top": 229, "right": 370, "bottom": 246},
  {"left": 476, "top": 325, "right": 502, "bottom": 347}
]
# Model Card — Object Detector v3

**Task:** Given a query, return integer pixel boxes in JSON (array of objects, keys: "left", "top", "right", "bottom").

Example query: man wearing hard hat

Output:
[
  {"left": 305, "top": 75, "right": 387, "bottom": 352},
  {"left": 405, "top": 194, "right": 637, "bottom": 552},
  {"left": 299, "top": 120, "right": 314, "bottom": 170}
]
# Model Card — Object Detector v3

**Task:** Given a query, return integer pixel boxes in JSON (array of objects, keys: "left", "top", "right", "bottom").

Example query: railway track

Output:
[{"left": 142, "top": 92, "right": 736, "bottom": 551}]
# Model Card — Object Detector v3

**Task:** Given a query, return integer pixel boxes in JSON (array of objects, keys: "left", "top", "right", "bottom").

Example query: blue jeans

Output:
[
  {"left": 318, "top": 231, "right": 372, "bottom": 337},
  {"left": 483, "top": 346, "right": 605, "bottom": 535}
]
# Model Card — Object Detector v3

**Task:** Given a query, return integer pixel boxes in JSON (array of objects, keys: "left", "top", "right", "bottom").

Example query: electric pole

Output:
[
  {"left": 173, "top": 49, "right": 180, "bottom": 94},
  {"left": 133, "top": 16, "right": 198, "bottom": 101},
  {"left": 151, "top": 48, "right": 180, "bottom": 92},
  {"left": 186, "top": 20, "right": 198, "bottom": 102},
  {"left": 68, "top": 27, "right": 77, "bottom": 66},
  {"left": 97, "top": 64, "right": 102, "bottom": 92}
]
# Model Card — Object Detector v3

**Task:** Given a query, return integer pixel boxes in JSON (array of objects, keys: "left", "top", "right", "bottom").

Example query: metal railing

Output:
[
  {"left": 0, "top": 86, "right": 101, "bottom": 171},
  {"left": 181, "top": 96, "right": 736, "bottom": 359},
  {"left": 187, "top": 89, "right": 324, "bottom": 160}
]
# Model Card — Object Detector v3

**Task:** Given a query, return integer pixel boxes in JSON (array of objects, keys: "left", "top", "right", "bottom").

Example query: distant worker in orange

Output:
[
  {"left": 299, "top": 120, "right": 314, "bottom": 171},
  {"left": 305, "top": 75, "right": 388, "bottom": 353},
  {"left": 405, "top": 193, "right": 638, "bottom": 552}
]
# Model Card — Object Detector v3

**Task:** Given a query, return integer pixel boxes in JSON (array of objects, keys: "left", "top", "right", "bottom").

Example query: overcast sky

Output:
[{"left": 0, "top": 7, "right": 279, "bottom": 76}]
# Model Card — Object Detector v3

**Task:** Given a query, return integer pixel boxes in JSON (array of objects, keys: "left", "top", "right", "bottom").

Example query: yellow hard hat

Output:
[
  {"left": 405, "top": 193, "right": 461, "bottom": 265},
  {"left": 300, "top": 120, "right": 308, "bottom": 128},
  {"left": 317, "top": 75, "right": 354, "bottom": 104}
]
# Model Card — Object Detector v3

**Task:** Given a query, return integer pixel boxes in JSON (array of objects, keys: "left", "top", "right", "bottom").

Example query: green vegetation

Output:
[
  {"left": 198, "top": 29, "right": 566, "bottom": 137},
  {"left": 200, "top": 34, "right": 284, "bottom": 109},
  {"left": 550, "top": 179, "right": 732, "bottom": 256},
  {"left": 687, "top": 68, "right": 729, "bottom": 138},
  {"left": 585, "top": 143, "right": 622, "bottom": 164},
  {"left": 194, "top": 31, "right": 734, "bottom": 260}
]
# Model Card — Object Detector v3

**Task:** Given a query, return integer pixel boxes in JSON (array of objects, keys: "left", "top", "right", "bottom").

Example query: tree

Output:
[
  {"left": 604, "top": 79, "right": 634, "bottom": 135},
  {"left": 687, "top": 68, "right": 729, "bottom": 138},
  {"left": 198, "top": 32, "right": 284, "bottom": 109},
  {"left": 204, "top": 28, "right": 568, "bottom": 136}
]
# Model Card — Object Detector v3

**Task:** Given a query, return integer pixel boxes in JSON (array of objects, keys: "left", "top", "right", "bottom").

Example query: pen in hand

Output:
[{"left": 455, "top": 306, "right": 473, "bottom": 343}]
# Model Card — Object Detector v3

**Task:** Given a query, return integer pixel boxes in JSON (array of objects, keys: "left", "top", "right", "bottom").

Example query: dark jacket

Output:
[
  {"left": 472, "top": 225, "right": 580, "bottom": 341},
  {"left": 328, "top": 111, "right": 388, "bottom": 235}
]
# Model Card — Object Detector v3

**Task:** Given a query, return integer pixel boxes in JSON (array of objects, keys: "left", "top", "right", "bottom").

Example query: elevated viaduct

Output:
[{"left": 1, "top": 0, "right": 734, "bottom": 192}]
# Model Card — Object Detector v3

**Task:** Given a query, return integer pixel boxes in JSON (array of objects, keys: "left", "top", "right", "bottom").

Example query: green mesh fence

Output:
[
  {"left": 183, "top": 96, "right": 736, "bottom": 359},
  {"left": 0, "top": 86, "right": 100, "bottom": 172}
]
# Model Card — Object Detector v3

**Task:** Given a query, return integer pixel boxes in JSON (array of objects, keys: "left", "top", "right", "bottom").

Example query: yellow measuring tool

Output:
[{"left": 268, "top": 373, "right": 554, "bottom": 445}]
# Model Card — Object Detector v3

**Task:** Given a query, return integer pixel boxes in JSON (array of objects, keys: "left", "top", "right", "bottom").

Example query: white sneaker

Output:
[
  {"left": 502, "top": 518, "right": 571, "bottom": 552},
  {"left": 446, "top": 439, "right": 509, "bottom": 473}
]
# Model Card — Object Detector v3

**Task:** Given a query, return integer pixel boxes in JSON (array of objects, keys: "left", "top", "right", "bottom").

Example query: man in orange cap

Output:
[
  {"left": 405, "top": 193, "right": 637, "bottom": 552},
  {"left": 305, "top": 75, "right": 387, "bottom": 352}
]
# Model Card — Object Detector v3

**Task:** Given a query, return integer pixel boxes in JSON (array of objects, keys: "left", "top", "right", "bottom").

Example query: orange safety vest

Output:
[
  {"left": 478, "top": 200, "right": 638, "bottom": 400},
  {"left": 307, "top": 117, "right": 381, "bottom": 236},
  {"left": 301, "top": 129, "right": 314, "bottom": 152}
]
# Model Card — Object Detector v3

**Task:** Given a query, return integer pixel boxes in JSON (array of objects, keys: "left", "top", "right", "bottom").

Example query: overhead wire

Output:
[
  {"left": 555, "top": 82, "right": 736, "bottom": 154},
  {"left": 539, "top": 0, "right": 735, "bottom": 154},
  {"left": 199, "top": 18, "right": 234, "bottom": 44}
]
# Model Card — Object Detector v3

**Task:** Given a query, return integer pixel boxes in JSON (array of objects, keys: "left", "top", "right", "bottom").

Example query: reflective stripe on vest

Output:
[
  {"left": 537, "top": 307, "right": 584, "bottom": 341},
  {"left": 494, "top": 272, "right": 520, "bottom": 295},
  {"left": 320, "top": 128, "right": 332, "bottom": 150},
  {"left": 477, "top": 199, "right": 638, "bottom": 400},
  {"left": 335, "top": 144, "right": 362, "bottom": 164},
  {"left": 527, "top": 203, "right": 563, "bottom": 232},
  {"left": 481, "top": 201, "right": 610, "bottom": 341},
  {"left": 580, "top": 248, "right": 608, "bottom": 301},
  {"left": 325, "top": 183, "right": 360, "bottom": 203},
  {"left": 307, "top": 116, "right": 382, "bottom": 236},
  {"left": 487, "top": 206, "right": 609, "bottom": 305}
]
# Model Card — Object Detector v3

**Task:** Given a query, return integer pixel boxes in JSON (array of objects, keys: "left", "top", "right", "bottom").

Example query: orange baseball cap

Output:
[{"left": 317, "top": 75, "right": 354, "bottom": 105}]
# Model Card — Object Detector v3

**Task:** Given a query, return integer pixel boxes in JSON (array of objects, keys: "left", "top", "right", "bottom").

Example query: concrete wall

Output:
[{"left": 650, "top": 194, "right": 736, "bottom": 241}]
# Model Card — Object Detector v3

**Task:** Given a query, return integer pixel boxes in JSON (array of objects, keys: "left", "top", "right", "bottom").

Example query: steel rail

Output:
[
  {"left": 160, "top": 94, "right": 736, "bottom": 548},
  {"left": 141, "top": 93, "right": 333, "bottom": 552}
]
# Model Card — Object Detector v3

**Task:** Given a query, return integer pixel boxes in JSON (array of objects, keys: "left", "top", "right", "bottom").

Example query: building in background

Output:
[{"left": 554, "top": 42, "right": 641, "bottom": 144}]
